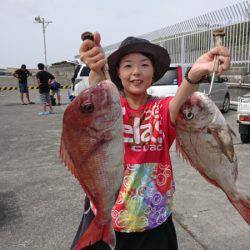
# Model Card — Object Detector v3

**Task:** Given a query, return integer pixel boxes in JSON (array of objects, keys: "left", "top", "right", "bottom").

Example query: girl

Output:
[{"left": 73, "top": 32, "right": 230, "bottom": 250}]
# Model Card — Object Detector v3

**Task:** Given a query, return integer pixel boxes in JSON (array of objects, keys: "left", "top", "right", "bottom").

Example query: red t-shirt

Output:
[{"left": 112, "top": 96, "right": 176, "bottom": 232}]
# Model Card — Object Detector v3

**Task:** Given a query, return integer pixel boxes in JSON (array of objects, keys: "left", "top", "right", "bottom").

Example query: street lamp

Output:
[{"left": 34, "top": 16, "right": 52, "bottom": 69}]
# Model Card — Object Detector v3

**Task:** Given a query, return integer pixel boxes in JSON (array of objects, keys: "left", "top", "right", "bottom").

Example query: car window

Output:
[
  {"left": 201, "top": 75, "right": 223, "bottom": 84},
  {"left": 153, "top": 68, "right": 178, "bottom": 86},
  {"left": 79, "top": 66, "right": 90, "bottom": 77},
  {"left": 201, "top": 75, "right": 224, "bottom": 83}
]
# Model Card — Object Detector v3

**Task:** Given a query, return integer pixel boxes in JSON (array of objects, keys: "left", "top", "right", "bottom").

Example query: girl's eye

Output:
[
  {"left": 123, "top": 64, "right": 131, "bottom": 68},
  {"left": 142, "top": 63, "right": 149, "bottom": 67}
]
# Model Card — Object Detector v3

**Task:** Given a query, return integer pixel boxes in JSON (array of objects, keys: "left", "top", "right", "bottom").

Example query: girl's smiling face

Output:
[{"left": 118, "top": 53, "right": 154, "bottom": 97}]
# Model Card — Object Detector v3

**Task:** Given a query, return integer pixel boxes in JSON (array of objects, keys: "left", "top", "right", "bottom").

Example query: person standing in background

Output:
[
  {"left": 13, "top": 64, "right": 35, "bottom": 105},
  {"left": 36, "top": 63, "right": 54, "bottom": 115}
]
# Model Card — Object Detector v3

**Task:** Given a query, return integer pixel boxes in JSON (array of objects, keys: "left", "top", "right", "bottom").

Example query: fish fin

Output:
[
  {"left": 60, "top": 133, "right": 98, "bottom": 211},
  {"left": 176, "top": 134, "right": 200, "bottom": 169},
  {"left": 74, "top": 217, "right": 115, "bottom": 250},
  {"left": 176, "top": 134, "right": 220, "bottom": 189},
  {"left": 208, "top": 127, "right": 236, "bottom": 163},
  {"left": 103, "top": 221, "right": 116, "bottom": 250},
  {"left": 229, "top": 195, "right": 250, "bottom": 225},
  {"left": 60, "top": 134, "right": 79, "bottom": 179},
  {"left": 175, "top": 135, "right": 192, "bottom": 164}
]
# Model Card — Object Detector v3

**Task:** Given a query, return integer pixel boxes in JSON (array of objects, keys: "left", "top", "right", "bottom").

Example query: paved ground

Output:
[{"left": 0, "top": 90, "right": 249, "bottom": 250}]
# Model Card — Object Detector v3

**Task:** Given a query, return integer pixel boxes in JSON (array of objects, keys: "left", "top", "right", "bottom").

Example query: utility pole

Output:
[{"left": 34, "top": 16, "right": 52, "bottom": 69}]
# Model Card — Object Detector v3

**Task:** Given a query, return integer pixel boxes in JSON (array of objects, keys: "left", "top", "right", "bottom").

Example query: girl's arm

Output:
[{"left": 169, "top": 46, "right": 230, "bottom": 124}]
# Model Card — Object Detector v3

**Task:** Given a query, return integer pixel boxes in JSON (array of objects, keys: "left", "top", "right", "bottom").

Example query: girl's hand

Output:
[
  {"left": 169, "top": 46, "right": 230, "bottom": 124},
  {"left": 188, "top": 46, "right": 230, "bottom": 83},
  {"left": 79, "top": 32, "right": 106, "bottom": 84},
  {"left": 79, "top": 32, "right": 106, "bottom": 73}
]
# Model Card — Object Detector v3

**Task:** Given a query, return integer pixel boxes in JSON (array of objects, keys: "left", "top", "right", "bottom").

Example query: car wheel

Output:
[
  {"left": 240, "top": 133, "right": 250, "bottom": 143},
  {"left": 221, "top": 95, "right": 230, "bottom": 113}
]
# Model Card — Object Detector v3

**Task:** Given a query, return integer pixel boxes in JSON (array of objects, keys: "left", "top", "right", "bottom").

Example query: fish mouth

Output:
[{"left": 192, "top": 92, "right": 210, "bottom": 105}]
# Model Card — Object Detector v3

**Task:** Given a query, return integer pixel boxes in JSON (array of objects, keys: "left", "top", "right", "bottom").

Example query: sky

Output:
[{"left": 0, "top": 0, "right": 245, "bottom": 69}]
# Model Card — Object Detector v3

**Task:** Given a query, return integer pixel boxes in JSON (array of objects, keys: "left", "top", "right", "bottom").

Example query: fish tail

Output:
[
  {"left": 230, "top": 194, "right": 250, "bottom": 225},
  {"left": 74, "top": 217, "right": 115, "bottom": 250}
]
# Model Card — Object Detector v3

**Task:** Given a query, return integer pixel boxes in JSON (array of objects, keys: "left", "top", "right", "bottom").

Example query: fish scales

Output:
[
  {"left": 60, "top": 80, "right": 124, "bottom": 249},
  {"left": 175, "top": 92, "right": 250, "bottom": 225}
]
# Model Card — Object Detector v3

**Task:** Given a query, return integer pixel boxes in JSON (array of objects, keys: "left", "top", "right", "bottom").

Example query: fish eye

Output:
[
  {"left": 80, "top": 103, "right": 94, "bottom": 113},
  {"left": 184, "top": 111, "right": 194, "bottom": 120}
]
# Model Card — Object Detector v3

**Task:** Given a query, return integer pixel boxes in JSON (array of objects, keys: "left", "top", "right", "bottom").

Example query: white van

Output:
[
  {"left": 147, "top": 66, "right": 183, "bottom": 97},
  {"left": 68, "top": 63, "right": 90, "bottom": 101}
]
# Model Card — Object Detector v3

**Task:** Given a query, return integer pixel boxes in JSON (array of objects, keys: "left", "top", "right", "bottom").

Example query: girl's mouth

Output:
[{"left": 131, "top": 80, "right": 143, "bottom": 85}]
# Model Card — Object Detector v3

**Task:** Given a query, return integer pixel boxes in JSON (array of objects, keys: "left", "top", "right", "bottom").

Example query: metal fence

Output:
[{"left": 103, "top": 1, "right": 250, "bottom": 72}]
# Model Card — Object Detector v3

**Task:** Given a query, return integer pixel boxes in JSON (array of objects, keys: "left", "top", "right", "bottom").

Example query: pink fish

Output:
[
  {"left": 60, "top": 80, "right": 124, "bottom": 249},
  {"left": 175, "top": 91, "right": 250, "bottom": 225}
]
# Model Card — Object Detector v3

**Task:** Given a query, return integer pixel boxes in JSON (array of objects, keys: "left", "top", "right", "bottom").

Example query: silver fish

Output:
[{"left": 175, "top": 91, "right": 250, "bottom": 225}]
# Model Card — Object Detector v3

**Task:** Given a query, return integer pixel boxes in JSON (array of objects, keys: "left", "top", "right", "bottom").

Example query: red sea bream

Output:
[
  {"left": 175, "top": 91, "right": 250, "bottom": 225},
  {"left": 60, "top": 80, "right": 124, "bottom": 249}
]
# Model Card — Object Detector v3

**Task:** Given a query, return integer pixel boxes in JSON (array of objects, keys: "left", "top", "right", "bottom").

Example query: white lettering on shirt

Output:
[{"left": 123, "top": 104, "right": 165, "bottom": 152}]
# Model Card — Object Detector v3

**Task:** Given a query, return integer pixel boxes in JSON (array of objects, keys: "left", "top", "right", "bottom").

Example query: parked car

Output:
[
  {"left": 68, "top": 63, "right": 90, "bottom": 101},
  {"left": 147, "top": 66, "right": 230, "bottom": 113},
  {"left": 237, "top": 95, "right": 250, "bottom": 143},
  {"left": 199, "top": 75, "right": 230, "bottom": 113},
  {"left": 147, "top": 66, "right": 183, "bottom": 97}
]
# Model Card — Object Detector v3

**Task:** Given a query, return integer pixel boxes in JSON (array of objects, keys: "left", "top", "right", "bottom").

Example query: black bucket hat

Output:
[{"left": 107, "top": 36, "right": 170, "bottom": 90}]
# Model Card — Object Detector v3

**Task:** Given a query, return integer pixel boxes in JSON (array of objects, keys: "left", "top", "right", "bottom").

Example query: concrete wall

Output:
[{"left": 49, "top": 64, "right": 75, "bottom": 85}]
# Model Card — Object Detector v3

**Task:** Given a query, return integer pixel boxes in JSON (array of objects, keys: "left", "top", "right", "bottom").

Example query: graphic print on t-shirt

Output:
[{"left": 112, "top": 97, "right": 176, "bottom": 233}]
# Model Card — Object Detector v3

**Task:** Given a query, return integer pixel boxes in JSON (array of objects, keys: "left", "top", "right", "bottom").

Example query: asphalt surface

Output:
[{"left": 0, "top": 90, "right": 249, "bottom": 250}]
